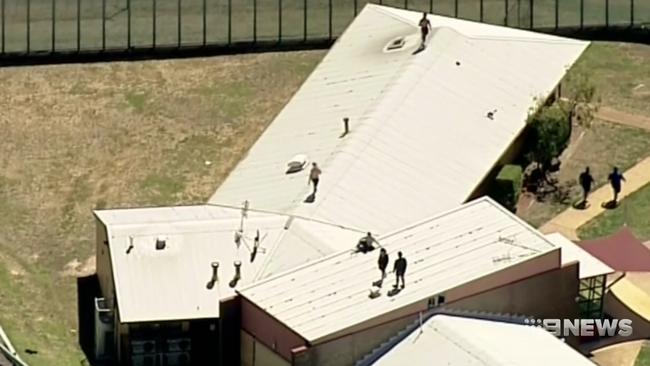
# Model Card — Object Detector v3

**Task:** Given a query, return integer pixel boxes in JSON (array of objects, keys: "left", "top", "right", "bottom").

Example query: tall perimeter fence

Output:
[{"left": 0, "top": 0, "right": 648, "bottom": 62}]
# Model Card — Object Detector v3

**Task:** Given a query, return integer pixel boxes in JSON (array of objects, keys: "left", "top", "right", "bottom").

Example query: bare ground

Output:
[{"left": 0, "top": 50, "right": 324, "bottom": 366}]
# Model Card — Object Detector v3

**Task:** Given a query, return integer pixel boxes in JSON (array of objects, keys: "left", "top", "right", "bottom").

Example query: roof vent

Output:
[
  {"left": 229, "top": 260, "right": 242, "bottom": 288},
  {"left": 385, "top": 37, "right": 406, "bottom": 52},
  {"left": 155, "top": 236, "right": 166, "bottom": 250},
  {"left": 206, "top": 262, "right": 219, "bottom": 290},
  {"left": 286, "top": 154, "right": 308, "bottom": 174}
]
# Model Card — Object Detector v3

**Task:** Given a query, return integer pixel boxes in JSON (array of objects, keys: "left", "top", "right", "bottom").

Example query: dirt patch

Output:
[
  {"left": 61, "top": 256, "right": 96, "bottom": 277},
  {"left": 598, "top": 107, "right": 650, "bottom": 131}
]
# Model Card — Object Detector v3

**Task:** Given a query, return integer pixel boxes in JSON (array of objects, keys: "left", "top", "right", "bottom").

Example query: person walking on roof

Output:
[
  {"left": 608, "top": 167, "right": 626, "bottom": 204},
  {"left": 378, "top": 248, "right": 389, "bottom": 279},
  {"left": 309, "top": 162, "right": 322, "bottom": 195},
  {"left": 419, "top": 12, "right": 432, "bottom": 48},
  {"left": 579, "top": 167, "right": 594, "bottom": 205},
  {"left": 393, "top": 251, "right": 407, "bottom": 289}
]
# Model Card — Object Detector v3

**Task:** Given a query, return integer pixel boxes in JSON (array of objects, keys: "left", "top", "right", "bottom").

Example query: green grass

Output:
[
  {"left": 578, "top": 182, "right": 650, "bottom": 241},
  {"left": 636, "top": 342, "right": 650, "bottom": 366}
]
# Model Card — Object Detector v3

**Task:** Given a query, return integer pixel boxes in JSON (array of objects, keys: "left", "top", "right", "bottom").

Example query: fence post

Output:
[
  {"left": 555, "top": 0, "right": 559, "bottom": 29},
  {"left": 278, "top": 0, "right": 282, "bottom": 42},
  {"left": 228, "top": 0, "right": 232, "bottom": 45},
  {"left": 328, "top": 0, "right": 332, "bottom": 40},
  {"left": 153, "top": 0, "right": 157, "bottom": 48},
  {"left": 52, "top": 0, "right": 56, "bottom": 52},
  {"left": 429, "top": 0, "right": 433, "bottom": 13},
  {"left": 455, "top": 0, "right": 459, "bottom": 18},
  {"left": 27, "top": 0, "right": 30, "bottom": 53},
  {"left": 303, "top": 0, "right": 307, "bottom": 42},
  {"left": 76, "top": 0, "right": 81, "bottom": 52},
  {"left": 605, "top": 0, "right": 609, "bottom": 27},
  {"left": 405, "top": 0, "right": 408, "bottom": 9},
  {"left": 102, "top": 0, "right": 106, "bottom": 50},
  {"left": 127, "top": 0, "right": 131, "bottom": 49},
  {"left": 529, "top": 0, "right": 534, "bottom": 29},
  {"left": 355, "top": 0, "right": 358, "bottom": 15},
  {"left": 202, "top": 0, "right": 206, "bottom": 46},
  {"left": 253, "top": 0, "right": 257, "bottom": 43},
  {"left": 0, "top": 0, "right": 3, "bottom": 55},
  {"left": 580, "top": 0, "right": 584, "bottom": 29},
  {"left": 630, "top": 0, "right": 634, "bottom": 26},
  {"left": 480, "top": 0, "right": 484, "bottom": 22},
  {"left": 505, "top": 0, "right": 508, "bottom": 25},
  {"left": 177, "top": 0, "right": 181, "bottom": 47}
]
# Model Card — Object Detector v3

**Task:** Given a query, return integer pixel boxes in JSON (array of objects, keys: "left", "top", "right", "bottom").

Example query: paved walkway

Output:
[
  {"left": 591, "top": 340, "right": 646, "bottom": 366},
  {"left": 598, "top": 106, "right": 650, "bottom": 131},
  {"left": 539, "top": 156, "right": 650, "bottom": 240}
]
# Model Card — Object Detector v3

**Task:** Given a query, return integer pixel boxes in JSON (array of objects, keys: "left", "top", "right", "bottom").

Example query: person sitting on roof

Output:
[
  {"left": 419, "top": 12, "right": 432, "bottom": 48},
  {"left": 357, "top": 232, "right": 378, "bottom": 253}
]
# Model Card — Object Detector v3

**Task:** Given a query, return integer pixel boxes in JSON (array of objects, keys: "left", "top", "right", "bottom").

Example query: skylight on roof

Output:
[{"left": 384, "top": 37, "right": 406, "bottom": 52}]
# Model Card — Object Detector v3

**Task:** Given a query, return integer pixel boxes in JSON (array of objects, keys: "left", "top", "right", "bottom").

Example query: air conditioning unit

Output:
[
  {"left": 164, "top": 351, "right": 191, "bottom": 366},
  {"left": 132, "top": 353, "right": 159, "bottom": 366},
  {"left": 166, "top": 338, "right": 191, "bottom": 353},
  {"left": 132, "top": 340, "right": 156, "bottom": 355}
]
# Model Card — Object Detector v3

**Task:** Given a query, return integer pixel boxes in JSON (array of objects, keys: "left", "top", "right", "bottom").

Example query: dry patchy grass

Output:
[{"left": 0, "top": 50, "right": 324, "bottom": 366}]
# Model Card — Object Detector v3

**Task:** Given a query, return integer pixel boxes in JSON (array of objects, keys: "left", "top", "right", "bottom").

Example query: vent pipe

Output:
[
  {"left": 206, "top": 261, "right": 219, "bottom": 290},
  {"left": 229, "top": 260, "right": 242, "bottom": 288},
  {"left": 155, "top": 236, "right": 166, "bottom": 250},
  {"left": 340, "top": 117, "right": 350, "bottom": 138},
  {"left": 126, "top": 236, "right": 134, "bottom": 254},
  {"left": 250, "top": 230, "right": 260, "bottom": 263}
]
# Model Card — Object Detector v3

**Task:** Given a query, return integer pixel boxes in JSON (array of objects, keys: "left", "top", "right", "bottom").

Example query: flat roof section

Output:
[
  {"left": 545, "top": 232, "right": 614, "bottom": 279},
  {"left": 211, "top": 4, "right": 589, "bottom": 235},
  {"left": 95, "top": 205, "right": 362, "bottom": 323},
  {"left": 238, "top": 197, "right": 560, "bottom": 343},
  {"left": 372, "top": 314, "right": 596, "bottom": 366}
]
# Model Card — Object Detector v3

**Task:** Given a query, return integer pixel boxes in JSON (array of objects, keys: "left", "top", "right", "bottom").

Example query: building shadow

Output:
[{"left": 77, "top": 274, "right": 102, "bottom": 366}]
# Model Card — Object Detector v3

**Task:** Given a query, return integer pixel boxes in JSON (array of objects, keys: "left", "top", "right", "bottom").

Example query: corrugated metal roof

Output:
[
  {"left": 545, "top": 233, "right": 614, "bottom": 279},
  {"left": 94, "top": 205, "right": 362, "bottom": 323},
  {"left": 373, "top": 314, "right": 595, "bottom": 365},
  {"left": 238, "top": 197, "right": 559, "bottom": 342},
  {"left": 210, "top": 4, "right": 589, "bottom": 235}
]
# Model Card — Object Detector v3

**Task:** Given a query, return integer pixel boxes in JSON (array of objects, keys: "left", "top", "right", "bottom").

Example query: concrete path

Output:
[
  {"left": 539, "top": 156, "right": 650, "bottom": 240},
  {"left": 591, "top": 340, "right": 646, "bottom": 366},
  {"left": 598, "top": 107, "right": 650, "bottom": 131}
]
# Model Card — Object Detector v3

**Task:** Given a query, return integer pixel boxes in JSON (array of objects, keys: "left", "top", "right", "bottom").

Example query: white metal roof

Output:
[
  {"left": 94, "top": 205, "right": 362, "bottom": 323},
  {"left": 238, "top": 197, "right": 560, "bottom": 343},
  {"left": 373, "top": 314, "right": 595, "bottom": 366},
  {"left": 210, "top": 4, "right": 589, "bottom": 235},
  {"left": 545, "top": 232, "right": 614, "bottom": 279}
]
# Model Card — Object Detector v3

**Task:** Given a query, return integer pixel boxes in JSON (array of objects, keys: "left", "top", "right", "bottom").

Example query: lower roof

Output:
[
  {"left": 238, "top": 197, "right": 559, "bottom": 343},
  {"left": 373, "top": 314, "right": 595, "bottom": 366},
  {"left": 545, "top": 233, "right": 614, "bottom": 279},
  {"left": 579, "top": 228, "right": 650, "bottom": 272},
  {"left": 94, "top": 205, "right": 362, "bottom": 323}
]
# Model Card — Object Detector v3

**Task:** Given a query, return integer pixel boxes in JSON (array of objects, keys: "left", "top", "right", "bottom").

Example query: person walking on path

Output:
[
  {"left": 308, "top": 162, "right": 322, "bottom": 195},
  {"left": 378, "top": 248, "right": 389, "bottom": 279},
  {"left": 578, "top": 167, "right": 595, "bottom": 205},
  {"left": 419, "top": 12, "right": 432, "bottom": 48},
  {"left": 608, "top": 167, "right": 626, "bottom": 204},
  {"left": 393, "top": 251, "right": 407, "bottom": 289}
]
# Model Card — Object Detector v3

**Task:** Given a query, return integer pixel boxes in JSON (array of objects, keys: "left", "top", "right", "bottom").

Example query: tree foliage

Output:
[{"left": 526, "top": 102, "right": 571, "bottom": 168}]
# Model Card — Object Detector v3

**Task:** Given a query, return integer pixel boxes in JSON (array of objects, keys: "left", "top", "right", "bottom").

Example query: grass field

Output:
[
  {"left": 636, "top": 342, "right": 650, "bottom": 366},
  {"left": 2, "top": 0, "right": 648, "bottom": 53},
  {"left": 0, "top": 50, "right": 324, "bottom": 366}
]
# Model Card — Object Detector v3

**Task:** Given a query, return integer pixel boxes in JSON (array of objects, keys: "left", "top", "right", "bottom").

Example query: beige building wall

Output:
[
  {"left": 242, "top": 330, "right": 291, "bottom": 366},
  {"left": 95, "top": 218, "right": 115, "bottom": 302}
]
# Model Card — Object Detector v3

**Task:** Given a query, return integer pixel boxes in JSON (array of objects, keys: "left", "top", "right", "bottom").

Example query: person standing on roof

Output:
[
  {"left": 378, "top": 248, "right": 389, "bottom": 279},
  {"left": 393, "top": 251, "right": 407, "bottom": 289},
  {"left": 309, "top": 162, "right": 322, "bottom": 195},
  {"left": 608, "top": 167, "right": 626, "bottom": 204},
  {"left": 419, "top": 12, "right": 432, "bottom": 48},
  {"left": 578, "top": 167, "right": 594, "bottom": 205}
]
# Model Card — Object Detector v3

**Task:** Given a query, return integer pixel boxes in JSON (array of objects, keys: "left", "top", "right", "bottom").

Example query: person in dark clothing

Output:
[
  {"left": 393, "top": 251, "right": 407, "bottom": 289},
  {"left": 608, "top": 167, "right": 626, "bottom": 203},
  {"left": 418, "top": 12, "right": 432, "bottom": 48},
  {"left": 378, "top": 248, "right": 389, "bottom": 279},
  {"left": 578, "top": 167, "right": 594, "bottom": 204},
  {"left": 357, "top": 232, "right": 377, "bottom": 253},
  {"left": 308, "top": 162, "right": 322, "bottom": 195}
]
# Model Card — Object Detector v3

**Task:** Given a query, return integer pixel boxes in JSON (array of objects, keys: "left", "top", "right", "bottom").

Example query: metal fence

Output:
[{"left": 0, "top": 0, "right": 648, "bottom": 56}]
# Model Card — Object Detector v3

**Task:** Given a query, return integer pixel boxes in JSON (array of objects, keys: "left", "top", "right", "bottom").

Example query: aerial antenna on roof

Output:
[{"left": 234, "top": 200, "right": 250, "bottom": 249}]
